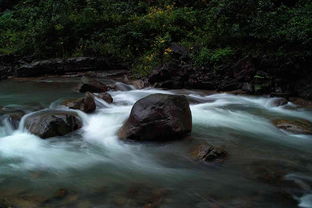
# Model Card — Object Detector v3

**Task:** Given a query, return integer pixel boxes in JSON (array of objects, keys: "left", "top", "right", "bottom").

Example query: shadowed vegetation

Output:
[{"left": 0, "top": 0, "right": 311, "bottom": 76}]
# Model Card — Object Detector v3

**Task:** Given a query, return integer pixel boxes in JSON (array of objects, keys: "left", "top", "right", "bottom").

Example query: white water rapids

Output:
[{"left": 0, "top": 79, "right": 311, "bottom": 207}]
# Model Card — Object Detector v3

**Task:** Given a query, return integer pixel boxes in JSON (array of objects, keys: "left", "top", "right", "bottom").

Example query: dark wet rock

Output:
[
  {"left": 118, "top": 94, "right": 192, "bottom": 142},
  {"left": 79, "top": 76, "right": 110, "bottom": 93},
  {"left": 95, "top": 92, "right": 113, "bottom": 104},
  {"left": 271, "top": 97, "right": 288, "bottom": 107},
  {"left": 186, "top": 96, "right": 211, "bottom": 104},
  {"left": 63, "top": 92, "right": 96, "bottom": 113},
  {"left": 148, "top": 62, "right": 191, "bottom": 89},
  {"left": 15, "top": 57, "right": 115, "bottom": 78},
  {"left": 0, "top": 107, "right": 26, "bottom": 129},
  {"left": 218, "top": 79, "right": 242, "bottom": 91},
  {"left": 148, "top": 55, "right": 255, "bottom": 92},
  {"left": 16, "top": 58, "right": 63, "bottom": 77},
  {"left": 25, "top": 111, "right": 82, "bottom": 139},
  {"left": 190, "top": 143, "right": 227, "bottom": 162},
  {"left": 273, "top": 119, "right": 312, "bottom": 135},
  {"left": 289, "top": 97, "right": 312, "bottom": 109},
  {"left": 114, "top": 82, "right": 134, "bottom": 91},
  {"left": 5, "top": 111, "right": 25, "bottom": 129},
  {"left": 147, "top": 54, "right": 256, "bottom": 93},
  {"left": 132, "top": 80, "right": 146, "bottom": 89},
  {"left": 146, "top": 52, "right": 312, "bottom": 100}
]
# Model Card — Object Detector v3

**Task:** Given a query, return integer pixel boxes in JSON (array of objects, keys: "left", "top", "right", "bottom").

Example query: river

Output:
[{"left": 0, "top": 77, "right": 311, "bottom": 208}]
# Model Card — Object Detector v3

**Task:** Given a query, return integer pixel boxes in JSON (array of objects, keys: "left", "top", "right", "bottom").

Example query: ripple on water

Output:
[{"left": 0, "top": 80, "right": 311, "bottom": 208}]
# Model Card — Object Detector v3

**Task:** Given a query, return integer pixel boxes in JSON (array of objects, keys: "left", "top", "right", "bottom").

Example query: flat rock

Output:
[
  {"left": 190, "top": 143, "right": 227, "bottom": 162},
  {"left": 273, "top": 119, "right": 312, "bottom": 135}
]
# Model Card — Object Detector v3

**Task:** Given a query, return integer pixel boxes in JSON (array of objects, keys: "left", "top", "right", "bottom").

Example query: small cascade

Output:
[{"left": 0, "top": 80, "right": 311, "bottom": 208}]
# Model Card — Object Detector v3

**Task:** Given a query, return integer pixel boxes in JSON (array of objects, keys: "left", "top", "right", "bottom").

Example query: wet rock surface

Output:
[
  {"left": 271, "top": 97, "right": 288, "bottom": 107},
  {"left": 25, "top": 110, "right": 82, "bottom": 139},
  {"left": 15, "top": 57, "right": 114, "bottom": 77},
  {"left": 118, "top": 94, "right": 192, "bottom": 142},
  {"left": 63, "top": 92, "right": 96, "bottom": 113},
  {"left": 0, "top": 107, "right": 26, "bottom": 130},
  {"left": 190, "top": 143, "right": 227, "bottom": 163},
  {"left": 78, "top": 76, "right": 111, "bottom": 93},
  {"left": 95, "top": 92, "right": 113, "bottom": 103},
  {"left": 273, "top": 119, "right": 312, "bottom": 135},
  {"left": 0, "top": 106, "right": 26, "bottom": 130},
  {"left": 5, "top": 111, "right": 25, "bottom": 129},
  {"left": 147, "top": 46, "right": 312, "bottom": 100}
]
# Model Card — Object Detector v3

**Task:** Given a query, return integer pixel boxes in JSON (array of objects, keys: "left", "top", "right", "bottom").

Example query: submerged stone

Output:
[
  {"left": 190, "top": 143, "right": 227, "bottom": 163},
  {"left": 273, "top": 119, "right": 312, "bottom": 135}
]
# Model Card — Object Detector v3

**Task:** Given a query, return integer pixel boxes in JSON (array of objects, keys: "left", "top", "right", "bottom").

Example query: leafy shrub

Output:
[{"left": 0, "top": 0, "right": 310, "bottom": 76}]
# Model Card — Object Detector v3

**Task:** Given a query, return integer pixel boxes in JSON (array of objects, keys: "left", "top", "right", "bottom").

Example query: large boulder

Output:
[
  {"left": 79, "top": 76, "right": 110, "bottom": 93},
  {"left": 118, "top": 94, "right": 192, "bottom": 142},
  {"left": 24, "top": 111, "right": 82, "bottom": 139},
  {"left": 63, "top": 92, "right": 96, "bottom": 113}
]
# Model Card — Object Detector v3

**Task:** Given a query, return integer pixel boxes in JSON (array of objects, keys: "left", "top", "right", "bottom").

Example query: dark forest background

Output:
[{"left": 0, "top": 0, "right": 311, "bottom": 77}]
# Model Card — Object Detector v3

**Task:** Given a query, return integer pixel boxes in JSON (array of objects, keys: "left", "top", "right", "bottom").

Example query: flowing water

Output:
[{"left": 0, "top": 78, "right": 312, "bottom": 208}]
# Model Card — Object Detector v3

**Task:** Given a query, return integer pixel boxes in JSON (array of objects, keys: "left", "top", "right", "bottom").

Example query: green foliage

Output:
[
  {"left": 0, "top": 0, "right": 311, "bottom": 76},
  {"left": 195, "top": 47, "right": 234, "bottom": 67}
]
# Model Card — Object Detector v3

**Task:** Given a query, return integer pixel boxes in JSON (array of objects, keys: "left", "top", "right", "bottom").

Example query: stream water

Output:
[{"left": 0, "top": 78, "right": 311, "bottom": 208}]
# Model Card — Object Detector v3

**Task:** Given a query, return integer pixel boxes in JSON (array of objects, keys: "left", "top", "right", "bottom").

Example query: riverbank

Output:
[{"left": 1, "top": 55, "right": 312, "bottom": 109}]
